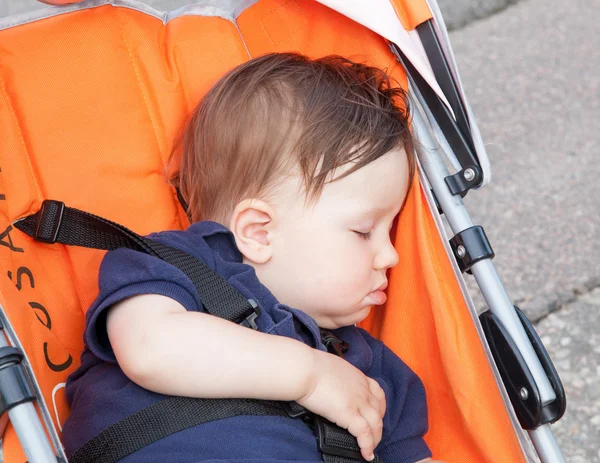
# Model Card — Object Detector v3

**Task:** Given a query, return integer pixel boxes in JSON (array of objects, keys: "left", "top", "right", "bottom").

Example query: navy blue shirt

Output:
[{"left": 63, "top": 222, "right": 431, "bottom": 463}]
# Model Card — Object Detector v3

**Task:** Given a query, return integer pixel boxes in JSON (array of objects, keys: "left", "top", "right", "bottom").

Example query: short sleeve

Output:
[
  {"left": 363, "top": 334, "right": 432, "bottom": 463},
  {"left": 84, "top": 247, "right": 202, "bottom": 363}
]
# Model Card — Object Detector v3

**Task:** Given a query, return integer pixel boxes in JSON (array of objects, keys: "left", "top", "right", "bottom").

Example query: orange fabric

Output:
[
  {"left": 238, "top": 0, "right": 405, "bottom": 83},
  {"left": 389, "top": 0, "right": 432, "bottom": 31},
  {"left": 0, "top": 2, "right": 524, "bottom": 462}
]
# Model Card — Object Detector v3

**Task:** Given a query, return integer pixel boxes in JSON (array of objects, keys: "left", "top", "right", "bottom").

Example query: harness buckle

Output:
[
  {"left": 34, "top": 200, "right": 65, "bottom": 244},
  {"left": 281, "top": 401, "right": 310, "bottom": 419},
  {"left": 239, "top": 299, "right": 261, "bottom": 330},
  {"left": 314, "top": 416, "right": 365, "bottom": 461},
  {"left": 320, "top": 329, "right": 349, "bottom": 358},
  {"left": 282, "top": 402, "right": 373, "bottom": 461}
]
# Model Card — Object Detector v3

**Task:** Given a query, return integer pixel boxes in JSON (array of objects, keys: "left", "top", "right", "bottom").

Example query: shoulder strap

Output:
[{"left": 14, "top": 200, "right": 259, "bottom": 327}]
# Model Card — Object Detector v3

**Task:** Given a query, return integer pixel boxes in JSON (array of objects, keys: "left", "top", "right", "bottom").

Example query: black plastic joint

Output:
[
  {"left": 34, "top": 200, "right": 65, "bottom": 244},
  {"left": 479, "top": 307, "right": 566, "bottom": 430},
  {"left": 282, "top": 401, "right": 310, "bottom": 419},
  {"left": 239, "top": 299, "right": 261, "bottom": 330},
  {"left": 445, "top": 165, "right": 482, "bottom": 197},
  {"left": 0, "top": 347, "right": 36, "bottom": 417},
  {"left": 449, "top": 225, "right": 494, "bottom": 273}
]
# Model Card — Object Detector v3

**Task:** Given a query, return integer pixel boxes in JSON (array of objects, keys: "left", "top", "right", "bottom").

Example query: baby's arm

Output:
[
  {"left": 107, "top": 293, "right": 385, "bottom": 461},
  {"left": 107, "top": 293, "right": 314, "bottom": 400}
]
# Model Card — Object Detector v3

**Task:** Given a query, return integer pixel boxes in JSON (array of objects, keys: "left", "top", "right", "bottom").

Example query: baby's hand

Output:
[{"left": 297, "top": 349, "right": 386, "bottom": 461}]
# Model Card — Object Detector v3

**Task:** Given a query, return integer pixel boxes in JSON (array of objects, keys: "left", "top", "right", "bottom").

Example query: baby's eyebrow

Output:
[
  {"left": 351, "top": 206, "right": 391, "bottom": 221},
  {"left": 360, "top": 206, "right": 393, "bottom": 215}
]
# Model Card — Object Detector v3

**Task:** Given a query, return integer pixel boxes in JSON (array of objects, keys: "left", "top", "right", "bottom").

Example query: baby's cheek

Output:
[{"left": 329, "top": 266, "right": 369, "bottom": 298}]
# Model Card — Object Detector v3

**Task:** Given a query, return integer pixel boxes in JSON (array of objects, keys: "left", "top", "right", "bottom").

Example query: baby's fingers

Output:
[
  {"left": 359, "top": 402, "right": 384, "bottom": 451},
  {"left": 346, "top": 414, "right": 377, "bottom": 461},
  {"left": 368, "top": 379, "right": 386, "bottom": 418}
]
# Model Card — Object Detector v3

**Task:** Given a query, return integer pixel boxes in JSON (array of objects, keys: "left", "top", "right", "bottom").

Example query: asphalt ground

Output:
[
  {"left": 536, "top": 289, "right": 600, "bottom": 462},
  {"left": 1, "top": 0, "right": 598, "bottom": 461}
]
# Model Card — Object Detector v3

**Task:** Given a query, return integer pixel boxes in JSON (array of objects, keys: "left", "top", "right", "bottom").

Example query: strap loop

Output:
[{"left": 34, "top": 200, "right": 65, "bottom": 243}]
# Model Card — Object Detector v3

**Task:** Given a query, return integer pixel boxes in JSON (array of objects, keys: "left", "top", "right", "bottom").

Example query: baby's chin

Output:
[
  {"left": 327, "top": 305, "right": 372, "bottom": 329},
  {"left": 353, "top": 305, "right": 373, "bottom": 324}
]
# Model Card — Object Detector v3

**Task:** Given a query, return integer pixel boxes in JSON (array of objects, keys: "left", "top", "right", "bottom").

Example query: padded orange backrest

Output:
[{"left": 0, "top": 1, "right": 525, "bottom": 461}]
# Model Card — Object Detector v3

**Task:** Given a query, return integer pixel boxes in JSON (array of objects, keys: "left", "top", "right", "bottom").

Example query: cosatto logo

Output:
[{"left": 0, "top": 216, "right": 73, "bottom": 373}]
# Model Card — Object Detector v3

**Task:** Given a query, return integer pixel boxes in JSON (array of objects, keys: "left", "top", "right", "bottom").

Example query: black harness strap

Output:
[
  {"left": 15, "top": 200, "right": 380, "bottom": 463},
  {"left": 14, "top": 200, "right": 259, "bottom": 326},
  {"left": 67, "top": 397, "right": 379, "bottom": 463},
  {"left": 68, "top": 398, "right": 288, "bottom": 463}
]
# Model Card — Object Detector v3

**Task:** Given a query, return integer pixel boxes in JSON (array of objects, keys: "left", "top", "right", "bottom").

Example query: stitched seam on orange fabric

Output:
[
  {"left": 113, "top": 9, "right": 163, "bottom": 156},
  {"left": 0, "top": 73, "right": 44, "bottom": 206},
  {"left": 113, "top": 9, "right": 186, "bottom": 231},
  {"left": 233, "top": 19, "right": 253, "bottom": 58},
  {"left": 257, "top": 1, "right": 306, "bottom": 47}
]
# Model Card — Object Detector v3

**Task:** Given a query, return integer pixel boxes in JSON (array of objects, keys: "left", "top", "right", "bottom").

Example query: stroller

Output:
[{"left": 0, "top": 0, "right": 567, "bottom": 461}]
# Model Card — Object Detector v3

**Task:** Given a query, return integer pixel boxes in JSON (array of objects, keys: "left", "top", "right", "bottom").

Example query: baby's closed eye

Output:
[{"left": 352, "top": 230, "right": 372, "bottom": 240}]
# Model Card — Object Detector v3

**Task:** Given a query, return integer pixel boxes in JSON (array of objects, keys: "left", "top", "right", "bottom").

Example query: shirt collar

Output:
[{"left": 187, "top": 221, "right": 243, "bottom": 263}]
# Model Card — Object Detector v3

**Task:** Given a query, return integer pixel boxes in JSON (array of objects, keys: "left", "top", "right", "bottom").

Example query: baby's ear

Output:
[{"left": 229, "top": 199, "right": 273, "bottom": 264}]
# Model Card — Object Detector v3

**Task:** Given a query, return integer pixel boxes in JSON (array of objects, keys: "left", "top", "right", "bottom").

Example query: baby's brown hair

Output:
[{"left": 171, "top": 53, "right": 414, "bottom": 224}]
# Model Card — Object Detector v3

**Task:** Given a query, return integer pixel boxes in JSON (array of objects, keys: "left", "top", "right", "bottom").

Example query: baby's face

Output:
[{"left": 257, "top": 147, "right": 410, "bottom": 329}]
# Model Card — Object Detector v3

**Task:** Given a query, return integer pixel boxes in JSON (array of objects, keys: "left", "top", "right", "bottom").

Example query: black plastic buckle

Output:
[
  {"left": 239, "top": 299, "right": 261, "bottom": 330},
  {"left": 314, "top": 416, "right": 364, "bottom": 461},
  {"left": 34, "top": 200, "right": 65, "bottom": 244},
  {"left": 282, "top": 401, "right": 310, "bottom": 419},
  {"left": 282, "top": 403, "right": 370, "bottom": 462},
  {"left": 479, "top": 306, "right": 566, "bottom": 429},
  {"left": 320, "top": 329, "right": 349, "bottom": 358}
]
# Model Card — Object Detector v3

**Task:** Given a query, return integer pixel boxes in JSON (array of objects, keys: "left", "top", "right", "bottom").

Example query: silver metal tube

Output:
[
  {"left": 528, "top": 425, "right": 566, "bottom": 463},
  {"left": 8, "top": 403, "right": 57, "bottom": 463},
  {"left": 0, "top": 333, "right": 57, "bottom": 463}
]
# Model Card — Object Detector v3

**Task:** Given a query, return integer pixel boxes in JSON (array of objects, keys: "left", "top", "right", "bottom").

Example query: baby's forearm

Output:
[{"left": 107, "top": 294, "right": 315, "bottom": 400}]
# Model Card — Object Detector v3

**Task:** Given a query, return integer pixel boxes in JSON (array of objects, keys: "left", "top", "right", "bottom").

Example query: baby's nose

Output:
[{"left": 374, "top": 240, "right": 399, "bottom": 270}]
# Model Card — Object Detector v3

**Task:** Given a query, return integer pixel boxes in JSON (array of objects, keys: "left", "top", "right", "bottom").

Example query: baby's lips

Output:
[
  {"left": 376, "top": 280, "right": 388, "bottom": 291},
  {"left": 369, "top": 290, "right": 387, "bottom": 305}
]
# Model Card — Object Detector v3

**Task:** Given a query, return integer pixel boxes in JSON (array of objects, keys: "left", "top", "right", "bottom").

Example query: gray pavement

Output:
[
  {"left": 438, "top": 0, "right": 526, "bottom": 29},
  {"left": 536, "top": 288, "right": 600, "bottom": 462},
  {"left": 1, "top": 0, "right": 598, "bottom": 461}
]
